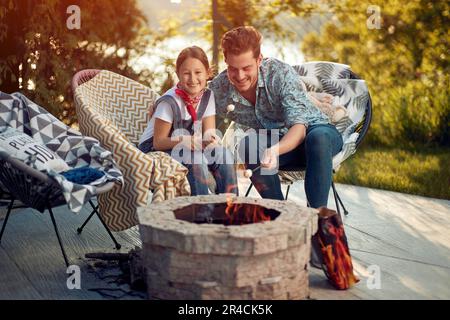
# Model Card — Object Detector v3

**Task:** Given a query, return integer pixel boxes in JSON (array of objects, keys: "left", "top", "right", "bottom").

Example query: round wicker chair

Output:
[
  {"left": 0, "top": 151, "right": 120, "bottom": 267},
  {"left": 238, "top": 61, "right": 373, "bottom": 216}
]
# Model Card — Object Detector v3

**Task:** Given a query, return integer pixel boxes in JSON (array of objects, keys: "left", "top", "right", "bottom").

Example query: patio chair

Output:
[
  {"left": 0, "top": 152, "right": 119, "bottom": 267},
  {"left": 72, "top": 69, "right": 191, "bottom": 232},
  {"left": 0, "top": 92, "right": 124, "bottom": 266},
  {"left": 227, "top": 61, "right": 372, "bottom": 216}
]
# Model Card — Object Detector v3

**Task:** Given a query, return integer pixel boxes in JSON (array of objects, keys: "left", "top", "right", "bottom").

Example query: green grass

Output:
[{"left": 334, "top": 145, "right": 450, "bottom": 200}]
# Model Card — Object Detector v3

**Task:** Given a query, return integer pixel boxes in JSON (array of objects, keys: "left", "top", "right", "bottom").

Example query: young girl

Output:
[{"left": 138, "top": 46, "right": 238, "bottom": 196}]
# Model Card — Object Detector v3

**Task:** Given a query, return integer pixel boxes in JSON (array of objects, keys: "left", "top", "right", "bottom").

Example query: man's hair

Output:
[
  {"left": 221, "top": 26, "right": 262, "bottom": 59},
  {"left": 176, "top": 46, "right": 211, "bottom": 74}
]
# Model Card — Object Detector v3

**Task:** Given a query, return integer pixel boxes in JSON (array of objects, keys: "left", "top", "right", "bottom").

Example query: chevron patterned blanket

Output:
[
  {"left": 74, "top": 70, "right": 191, "bottom": 231},
  {"left": 0, "top": 91, "right": 123, "bottom": 213}
]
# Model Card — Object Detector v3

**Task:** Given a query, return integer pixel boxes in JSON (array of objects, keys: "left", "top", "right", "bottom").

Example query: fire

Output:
[
  {"left": 224, "top": 200, "right": 271, "bottom": 225},
  {"left": 225, "top": 183, "right": 238, "bottom": 208},
  {"left": 223, "top": 184, "right": 272, "bottom": 225}
]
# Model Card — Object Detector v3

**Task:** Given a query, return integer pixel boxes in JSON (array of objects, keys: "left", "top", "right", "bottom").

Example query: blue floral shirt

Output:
[{"left": 209, "top": 57, "right": 329, "bottom": 134}]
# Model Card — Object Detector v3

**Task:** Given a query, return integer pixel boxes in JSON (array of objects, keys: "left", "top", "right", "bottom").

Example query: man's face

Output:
[{"left": 225, "top": 50, "right": 262, "bottom": 96}]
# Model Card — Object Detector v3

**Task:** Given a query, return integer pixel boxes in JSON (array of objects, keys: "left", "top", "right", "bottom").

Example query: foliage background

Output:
[
  {"left": 0, "top": 0, "right": 448, "bottom": 198},
  {"left": 301, "top": 0, "right": 449, "bottom": 147},
  {"left": 0, "top": 0, "right": 173, "bottom": 125}
]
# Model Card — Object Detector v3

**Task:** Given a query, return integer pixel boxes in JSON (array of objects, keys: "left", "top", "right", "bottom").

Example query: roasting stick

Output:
[{"left": 243, "top": 165, "right": 262, "bottom": 178}]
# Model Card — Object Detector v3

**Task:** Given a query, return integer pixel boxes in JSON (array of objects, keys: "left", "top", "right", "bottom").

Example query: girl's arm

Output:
[
  {"left": 153, "top": 118, "right": 201, "bottom": 151},
  {"left": 202, "top": 115, "right": 220, "bottom": 148},
  {"left": 202, "top": 115, "right": 216, "bottom": 136},
  {"left": 153, "top": 118, "right": 182, "bottom": 151}
]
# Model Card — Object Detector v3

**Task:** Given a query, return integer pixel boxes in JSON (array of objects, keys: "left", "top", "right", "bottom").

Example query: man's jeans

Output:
[
  {"left": 238, "top": 124, "right": 343, "bottom": 208},
  {"left": 171, "top": 145, "right": 239, "bottom": 196}
]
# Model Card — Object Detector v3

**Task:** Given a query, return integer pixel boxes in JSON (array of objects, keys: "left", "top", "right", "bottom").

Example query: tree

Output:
[
  {"left": 301, "top": 0, "right": 450, "bottom": 146},
  {"left": 0, "top": 0, "right": 156, "bottom": 125},
  {"left": 194, "top": 0, "right": 319, "bottom": 69}
]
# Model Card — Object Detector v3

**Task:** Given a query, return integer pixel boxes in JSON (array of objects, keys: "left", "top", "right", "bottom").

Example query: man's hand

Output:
[{"left": 260, "top": 147, "right": 279, "bottom": 170}]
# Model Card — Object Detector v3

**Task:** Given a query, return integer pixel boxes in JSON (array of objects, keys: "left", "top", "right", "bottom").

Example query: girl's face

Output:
[{"left": 177, "top": 57, "right": 209, "bottom": 98}]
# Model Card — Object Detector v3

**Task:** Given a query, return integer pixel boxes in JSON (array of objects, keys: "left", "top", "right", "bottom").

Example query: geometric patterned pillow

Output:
[{"left": 0, "top": 126, "right": 69, "bottom": 173}]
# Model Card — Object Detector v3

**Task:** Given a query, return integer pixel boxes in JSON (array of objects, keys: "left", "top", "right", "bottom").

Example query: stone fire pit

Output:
[{"left": 137, "top": 194, "right": 318, "bottom": 300}]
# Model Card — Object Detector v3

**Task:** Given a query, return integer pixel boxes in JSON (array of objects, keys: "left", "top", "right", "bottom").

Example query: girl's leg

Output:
[
  {"left": 205, "top": 146, "right": 239, "bottom": 195},
  {"left": 181, "top": 150, "right": 211, "bottom": 196}
]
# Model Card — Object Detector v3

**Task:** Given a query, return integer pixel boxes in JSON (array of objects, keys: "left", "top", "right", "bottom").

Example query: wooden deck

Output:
[{"left": 1, "top": 180, "right": 449, "bottom": 300}]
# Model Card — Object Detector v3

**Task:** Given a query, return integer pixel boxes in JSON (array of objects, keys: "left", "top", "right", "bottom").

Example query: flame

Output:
[{"left": 224, "top": 200, "right": 271, "bottom": 225}]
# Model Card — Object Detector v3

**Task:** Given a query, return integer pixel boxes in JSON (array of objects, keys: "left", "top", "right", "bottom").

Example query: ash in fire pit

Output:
[
  {"left": 174, "top": 203, "right": 280, "bottom": 225},
  {"left": 137, "top": 194, "right": 318, "bottom": 300}
]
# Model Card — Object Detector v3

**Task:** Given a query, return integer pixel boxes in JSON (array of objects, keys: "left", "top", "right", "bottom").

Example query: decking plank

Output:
[
  {"left": 1, "top": 181, "right": 449, "bottom": 300},
  {"left": 0, "top": 205, "right": 136, "bottom": 299},
  {"left": 0, "top": 246, "right": 43, "bottom": 299}
]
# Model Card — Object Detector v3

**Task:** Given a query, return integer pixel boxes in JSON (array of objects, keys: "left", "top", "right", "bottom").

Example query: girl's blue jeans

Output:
[{"left": 171, "top": 145, "right": 238, "bottom": 196}]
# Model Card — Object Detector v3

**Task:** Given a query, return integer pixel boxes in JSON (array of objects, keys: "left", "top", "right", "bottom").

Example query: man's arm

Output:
[
  {"left": 260, "top": 62, "right": 317, "bottom": 169},
  {"left": 276, "top": 123, "right": 306, "bottom": 154},
  {"left": 260, "top": 124, "right": 306, "bottom": 169}
]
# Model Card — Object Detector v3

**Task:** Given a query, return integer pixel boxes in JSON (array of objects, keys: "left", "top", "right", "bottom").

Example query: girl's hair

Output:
[{"left": 176, "top": 46, "right": 212, "bottom": 76}]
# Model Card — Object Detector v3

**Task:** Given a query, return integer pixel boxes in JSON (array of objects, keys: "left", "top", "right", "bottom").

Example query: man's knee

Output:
[{"left": 305, "top": 129, "right": 333, "bottom": 153}]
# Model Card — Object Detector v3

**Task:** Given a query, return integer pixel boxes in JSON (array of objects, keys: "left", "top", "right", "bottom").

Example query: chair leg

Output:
[
  {"left": 88, "top": 200, "right": 121, "bottom": 250},
  {"left": 245, "top": 183, "right": 253, "bottom": 197},
  {"left": 335, "top": 187, "right": 349, "bottom": 216},
  {"left": 284, "top": 184, "right": 291, "bottom": 200},
  {"left": 48, "top": 205, "right": 70, "bottom": 267},
  {"left": 0, "top": 199, "right": 15, "bottom": 243},
  {"left": 331, "top": 181, "right": 345, "bottom": 219},
  {"left": 77, "top": 206, "right": 96, "bottom": 234},
  {"left": 331, "top": 181, "right": 341, "bottom": 219}
]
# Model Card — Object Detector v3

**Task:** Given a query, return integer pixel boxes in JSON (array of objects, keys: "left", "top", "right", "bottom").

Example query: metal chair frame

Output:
[{"left": 0, "top": 153, "right": 121, "bottom": 267}]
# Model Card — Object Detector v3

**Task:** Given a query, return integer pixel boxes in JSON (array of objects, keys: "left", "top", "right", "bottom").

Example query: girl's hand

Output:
[
  {"left": 202, "top": 133, "right": 220, "bottom": 149},
  {"left": 180, "top": 135, "right": 202, "bottom": 151}
]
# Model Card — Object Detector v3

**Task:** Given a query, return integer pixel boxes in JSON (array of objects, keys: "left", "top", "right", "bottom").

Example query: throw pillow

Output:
[{"left": 0, "top": 126, "right": 69, "bottom": 173}]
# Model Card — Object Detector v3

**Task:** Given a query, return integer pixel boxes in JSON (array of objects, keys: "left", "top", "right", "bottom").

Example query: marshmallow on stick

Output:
[
  {"left": 243, "top": 165, "right": 262, "bottom": 178},
  {"left": 226, "top": 104, "right": 235, "bottom": 112}
]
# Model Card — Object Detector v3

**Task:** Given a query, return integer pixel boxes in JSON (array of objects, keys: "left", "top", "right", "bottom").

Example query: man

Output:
[
  {"left": 210, "top": 25, "right": 343, "bottom": 206},
  {"left": 209, "top": 26, "right": 343, "bottom": 266}
]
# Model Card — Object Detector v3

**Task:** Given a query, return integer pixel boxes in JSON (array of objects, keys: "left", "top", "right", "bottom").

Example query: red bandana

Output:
[{"left": 175, "top": 84, "right": 204, "bottom": 122}]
